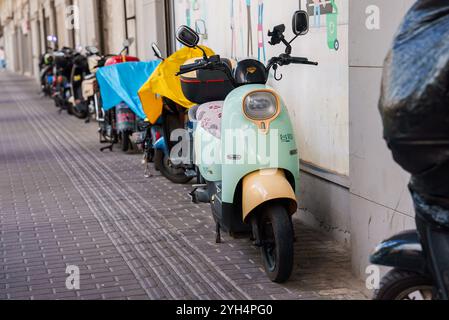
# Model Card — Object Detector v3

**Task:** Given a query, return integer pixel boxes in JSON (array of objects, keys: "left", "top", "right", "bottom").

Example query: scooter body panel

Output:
[
  {"left": 370, "top": 230, "right": 427, "bottom": 274},
  {"left": 194, "top": 126, "right": 222, "bottom": 182},
  {"left": 220, "top": 84, "right": 300, "bottom": 205}
]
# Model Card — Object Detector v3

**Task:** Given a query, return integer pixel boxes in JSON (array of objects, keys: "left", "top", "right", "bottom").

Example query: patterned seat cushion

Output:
[{"left": 196, "top": 101, "right": 224, "bottom": 140}]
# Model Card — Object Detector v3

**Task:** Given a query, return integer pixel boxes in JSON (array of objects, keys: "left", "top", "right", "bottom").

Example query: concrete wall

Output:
[
  {"left": 0, "top": 0, "right": 167, "bottom": 74},
  {"left": 136, "top": 0, "right": 168, "bottom": 60},
  {"left": 348, "top": 0, "right": 417, "bottom": 277},
  {"left": 74, "top": 0, "right": 98, "bottom": 48},
  {"left": 173, "top": 0, "right": 350, "bottom": 177}
]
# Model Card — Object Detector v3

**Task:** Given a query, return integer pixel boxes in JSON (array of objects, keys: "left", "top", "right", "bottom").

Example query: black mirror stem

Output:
[{"left": 197, "top": 46, "right": 209, "bottom": 61}]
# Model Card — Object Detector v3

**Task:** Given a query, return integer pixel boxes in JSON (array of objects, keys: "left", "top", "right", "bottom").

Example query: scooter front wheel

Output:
[
  {"left": 154, "top": 150, "right": 193, "bottom": 184},
  {"left": 374, "top": 269, "right": 434, "bottom": 300},
  {"left": 256, "top": 204, "right": 294, "bottom": 283}
]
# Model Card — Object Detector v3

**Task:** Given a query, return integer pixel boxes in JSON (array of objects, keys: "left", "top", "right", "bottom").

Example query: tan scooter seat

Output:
[{"left": 82, "top": 78, "right": 96, "bottom": 100}]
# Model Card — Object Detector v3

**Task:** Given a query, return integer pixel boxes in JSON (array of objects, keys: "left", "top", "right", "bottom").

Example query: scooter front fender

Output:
[
  {"left": 370, "top": 230, "right": 427, "bottom": 274},
  {"left": 242, "top": 169, "right": 297, "bottom": 223}
]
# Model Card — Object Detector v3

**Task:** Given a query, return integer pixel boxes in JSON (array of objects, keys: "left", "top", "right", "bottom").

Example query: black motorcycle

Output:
[
  {"left": 52, "top": 47, "right": 75, "bottom": 114},
  {"left": 370, "top": 230, "right": 434, "bottom": 300},
  {"left": 39, "top": 51, "right": 55, "bottom": 97},
  {"left": 372, "top": 0, "right": 449, "bottom": 301},
  {"left": 68, "top": 50, "right": 91, "bottom": 119}
]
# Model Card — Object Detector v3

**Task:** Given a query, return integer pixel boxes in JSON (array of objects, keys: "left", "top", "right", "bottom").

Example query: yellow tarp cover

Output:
[{"left": 138, "top": 46, "right": 215, "bottom": 124}]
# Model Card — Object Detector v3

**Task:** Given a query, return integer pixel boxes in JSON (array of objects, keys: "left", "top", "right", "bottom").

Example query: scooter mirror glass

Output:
[
  {"left": 151, "top": 43, "right": 164, "bottom": 60},
  {"left": 86, "top": 46, "right": 99, "bottom": 55},
  {"left": 123, "top": 37, "right": 135, "bottom": 48},
  {"left": 292, "top": 10, "right": 309, "bottom": 36},
  {"left": 176, "top": 26, "right": 200, "bottom": 48}
]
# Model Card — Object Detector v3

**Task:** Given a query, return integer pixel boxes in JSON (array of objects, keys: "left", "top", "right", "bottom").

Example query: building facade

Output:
[
  {"left": 0, "top": 0, "right": 168, "bottom": 79},
  {"left": 0, "top": 0, "right": 419, "bottom": 280}
]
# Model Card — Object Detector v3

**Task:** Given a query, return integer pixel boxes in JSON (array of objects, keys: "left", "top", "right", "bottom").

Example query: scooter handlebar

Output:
[
  {"left": 289, "top": 57, "right": 318, "bottom": 66},
  {"left": 176, "top": 60, "right": 209, "bottom": 76}
]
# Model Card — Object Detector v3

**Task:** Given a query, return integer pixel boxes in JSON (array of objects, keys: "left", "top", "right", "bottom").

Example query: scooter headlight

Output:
[
  {"left": 243, "top": 91, "right": 279, "bottom": 121},
  {"left": 243, "top": 90, "right": 280, "bottom": 132}
]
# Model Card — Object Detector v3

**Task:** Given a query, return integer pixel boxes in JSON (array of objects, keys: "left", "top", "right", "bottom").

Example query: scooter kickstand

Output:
[
  {"left": 215, "top": 223, "right": 222, "bottom": 244},
  {"left": 100, "top": 143, "right": 114, "bottom": 153},
  {"left": 144, "top": 162, "right": 152, "bottom": 178}
]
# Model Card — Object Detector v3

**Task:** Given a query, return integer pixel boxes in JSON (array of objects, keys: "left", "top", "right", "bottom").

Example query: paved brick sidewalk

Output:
[{"left": 0, "top": 72, "right": 368, "bottom": 300}]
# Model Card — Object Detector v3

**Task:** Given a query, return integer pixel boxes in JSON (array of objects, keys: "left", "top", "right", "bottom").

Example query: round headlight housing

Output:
[{"left": 243, "top": 91, "right": 279, "bottom": 121}]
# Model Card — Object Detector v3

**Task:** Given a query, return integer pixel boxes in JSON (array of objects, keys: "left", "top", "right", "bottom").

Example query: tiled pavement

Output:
[{"left": 0, "top": 72, "right": 368, "bottom": 300}]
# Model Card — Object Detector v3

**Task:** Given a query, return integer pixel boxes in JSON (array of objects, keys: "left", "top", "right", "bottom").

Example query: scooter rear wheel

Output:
[
  {"left": 72, "top": 103, "right": 89, "bottom": 119},
  {"left": 66, "top": 102, "right": 74, "bottom": 115},
  {"left": 257, "top": 204, "right": 294, "bottom": 283},
  {"left": 120, "top": 131, "right": 131, "bottom": 152},
  {"left": 374, "top": 269, "right": 434, "bottom": 300}
]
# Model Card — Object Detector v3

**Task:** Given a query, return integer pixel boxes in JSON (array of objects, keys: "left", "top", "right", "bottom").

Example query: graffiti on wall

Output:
[
  {"left": 257, "top": 0, "right": 266, "bottom": 63},
  {"left": 178, "top": 0, "right": 209, "bottom": 44},
  {"left": 229, "top": 0, "right": 267, "bottom": 61},
  {"left": 301, "top": 0, "right": 340, "bottom": 51}
]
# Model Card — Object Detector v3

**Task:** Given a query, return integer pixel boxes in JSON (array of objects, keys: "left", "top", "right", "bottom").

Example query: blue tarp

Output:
[{"left": 96, "top": 60, "right": 160, "bottom": 120}]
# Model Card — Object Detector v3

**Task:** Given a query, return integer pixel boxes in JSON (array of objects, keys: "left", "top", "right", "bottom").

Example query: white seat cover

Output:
[{"left": 196, "top": 101, "right": 224, "bottom": 140}]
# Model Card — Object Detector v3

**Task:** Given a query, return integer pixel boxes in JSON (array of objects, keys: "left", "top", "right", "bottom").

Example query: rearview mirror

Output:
[
  {"left": 176, "top": 25, "right": 200, "bottom": 48},
  {"left": 123, "top": 37, "right": 135, "bottom": 48},
  {"left": 86, "top": 46, "right": 99, "bottom": 55},
  {"left": 151, "top": 43, "right": 164, "bottom": 60},
  {"left": 292, "top": 10, "right": 309, "bottom": 36}
]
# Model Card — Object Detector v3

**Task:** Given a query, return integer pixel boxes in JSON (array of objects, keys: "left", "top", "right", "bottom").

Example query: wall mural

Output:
[
  {"left": 257, "top": 0, "right": 266, "bottom": 63},
  {"left": 176, "top": 0, "right": 341, "bottom": 58},
  {"left": 230, "top": 0, "right": 249, "bottom": 59},
  {"left": 178, "top": 0, "right": 209, "bottom": 44},
  {"left": 301, "top": 0, "right": 340, "bottom": 51},
  {"left": 229, "top": 0, "right": 266, "bottom": 61}
]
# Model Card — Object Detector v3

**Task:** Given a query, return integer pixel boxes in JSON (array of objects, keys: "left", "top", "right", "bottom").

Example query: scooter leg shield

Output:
[{"left": 242, "top": 169, "right": 297, "bottom": 223}]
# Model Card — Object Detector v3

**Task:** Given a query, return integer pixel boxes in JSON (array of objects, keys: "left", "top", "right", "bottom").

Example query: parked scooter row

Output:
[
  {"left": 39, "top": 37, "right": 146, "bottom": 153},
  {"left": 35, "top": 11, "right": 313, "bottom": 283},
  {"left": 37, "top": 9, "right": 439, "bottom": 295}
]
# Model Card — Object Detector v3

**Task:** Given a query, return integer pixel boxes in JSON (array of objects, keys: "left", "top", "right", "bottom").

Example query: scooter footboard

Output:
[
  {"left": 242, "top": 169, "right": 297, "bottom": 223},
  {"left": 370, "top": 230, "right": 427, "bottom": 274}
]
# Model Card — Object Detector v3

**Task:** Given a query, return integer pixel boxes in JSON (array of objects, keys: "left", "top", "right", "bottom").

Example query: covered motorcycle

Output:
[
  {"left": 377, "top": 0, "right": 449, "bottom": 300},
  {"left": 138, "top": 45, "right": 215, "bottom": 124},
  {"left": 95, "top": 59, "right": 159, "bottom": 152},
  {"left": 137, "top": 45, "right": 215, "bottom": 183},
  {"left": 96, "top": 60, "right": 160, "bottom": 120}
]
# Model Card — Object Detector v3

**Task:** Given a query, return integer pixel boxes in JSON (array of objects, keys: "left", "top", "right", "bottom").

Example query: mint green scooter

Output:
[{"left": 176, "top": 11, "right": 317, "bottom": 283}]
